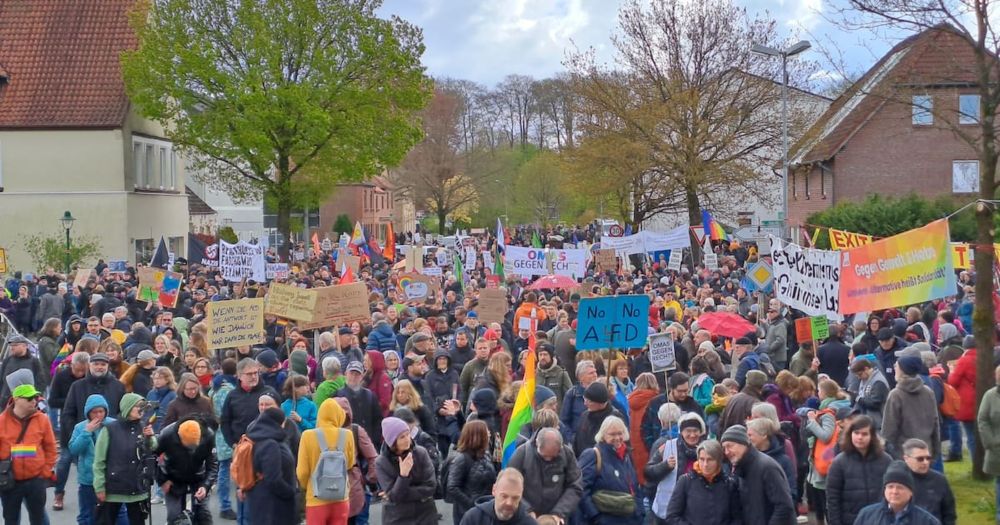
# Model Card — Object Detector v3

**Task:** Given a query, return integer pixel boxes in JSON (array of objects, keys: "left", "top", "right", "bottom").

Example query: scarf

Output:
[
  {"left": 197, "top": 373, "right": 213, "bottom": 389},
  {"left": 615, "top": 442, "right": 628, "bottom": 460},
  {"left": 693, "top": 459, "right": 719, "bottom": 483}
]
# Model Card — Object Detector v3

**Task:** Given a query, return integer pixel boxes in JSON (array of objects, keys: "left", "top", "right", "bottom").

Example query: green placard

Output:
[{"left": 811, "top": 316, "right": 829, "bottom": 340}]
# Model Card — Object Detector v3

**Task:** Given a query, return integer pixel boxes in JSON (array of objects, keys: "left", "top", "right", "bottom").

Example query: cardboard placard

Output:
[
  {"left": 648, "top": 332, "right": 676, "bottom": 372},
  {"left": 73, "top": 269, "right": 94, "bottom": 290},
  {"left": 299, "top": 282, "right": 370, "bottom": 330},
  {"left": 422, "top": 266, "right": 443, "bottom": 277},
  {"left": 0, "top": 248, "right": 7, "bottom": 274},
  {"left": 206, "top": 298, "right": 265, "bottom": 350},
  {"left": 596, "top": 249, "right": 616, "bottom": 270},
  {"left": 265, "top": 283, "right": 318, "bottom": 322},
  {"left": 811, "top": 316, "right": 829, "bottom": 340},
  {"left": 485, "top": 275, "right": 501, "bottom": 289},
  {"left": 794, "top": 317, "right": 813, "bottom": 343},
  {"left": 265, "top": 263, "right": 289, "bottom": 280},
  {"left": 398, "top": 274, "right": 441, "bottom": 301},
  {"left": 478, "top": 288, "right": 508, "bottom": 325}
]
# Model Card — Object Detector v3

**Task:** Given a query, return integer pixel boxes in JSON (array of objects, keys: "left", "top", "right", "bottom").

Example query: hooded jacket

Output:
[
  {"left": 68, "top": 394, "right": 116, "bottom": 486},
  {"left": 375, "top": 442, "right": 439, "bottom": 525},
  {"left": 506, "top": 434, "right": 582, "bottom": 519},
  {"left": 366, "top": 350, "right": 394, "bottom": 416},
  {"left": 948, "top": 348, "right": 978, "bottom": 422},
  {"left": 334, "top": 398, "right": 379, "bottom": 517},
  {"left": 93, "top": 393, "right": 158, "bottom": 502},
  {"left": 882, "top": 375, "right": 941, "bottom": 459},
  {"left": 296, "top": 399, "right": 357, "bottom": 506},
  {"left": 246, "top": 412, "right": 297, "bottom": 524},
  {"left": 154, "top": 416, "right": 219, "bottom": 491},
  {"left": 449, "top": 328, "right": 476, "bottom": 374},
  {"left": 536, "top": 359, "right": 573, "bottom": 402}
]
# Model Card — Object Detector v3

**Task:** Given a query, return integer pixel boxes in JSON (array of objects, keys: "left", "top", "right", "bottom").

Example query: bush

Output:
[
  {"left": 21, "top": 231, "right": 103, "bottom": 273},
  {"left": 333, "top": 214, "right": 353, "bottom": 236},
  {"left": 217, "top": 226, "right": 239, "bottom": 244}
]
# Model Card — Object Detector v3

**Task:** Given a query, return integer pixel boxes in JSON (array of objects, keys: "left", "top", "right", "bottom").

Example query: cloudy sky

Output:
[{"left": 378, "top": 0, "right": 904, "bottom": 91}]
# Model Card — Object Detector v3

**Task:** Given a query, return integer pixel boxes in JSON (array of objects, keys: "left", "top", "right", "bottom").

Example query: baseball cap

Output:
[
  {"left": 12, "top": 384, "right": 41, "bottom": 399},
  {"left": 346, "top": 361, "right": 365, "bottom": 374},
  {"left": 402, "top": 354, "right": 425, "bottom": 369}
]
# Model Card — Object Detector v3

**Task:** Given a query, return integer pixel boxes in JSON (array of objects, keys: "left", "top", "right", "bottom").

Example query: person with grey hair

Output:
[
  {"left": 578, "top": 416, "right": 644, "bottom": 523},
  {"left": 664, "top": 440, "right": 741, "bottom": 525},
  {"left": 901, "top": 438, "right": 955, "bottom": 525},
  {"left": 507, "top": 425, "right": 582, "bottom": 524},
  {"left": 313, "top": 355, "right": 344, "bottom": 408},
  {"left": 559, "top": 360, "right": 598, "bottom": 446},
  {"left": 646, "top": 411, "right": 706, "bottom": 521},
  {"left": 459, "top": 468, "right": 537, "bottom": 525}
]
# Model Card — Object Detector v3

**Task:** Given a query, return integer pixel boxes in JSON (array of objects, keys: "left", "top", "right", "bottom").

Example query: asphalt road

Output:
[{"left": 41, "top": 466, "right": 458, "bottom": 525}]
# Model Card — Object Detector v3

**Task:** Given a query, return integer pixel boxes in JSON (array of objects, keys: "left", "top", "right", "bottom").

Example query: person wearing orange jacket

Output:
[
  {"left": 513, "top": 292, "right": 547, "bottom": 336},
  {"left": 0, "top": 384, "right": 58, "bottom": 525}
]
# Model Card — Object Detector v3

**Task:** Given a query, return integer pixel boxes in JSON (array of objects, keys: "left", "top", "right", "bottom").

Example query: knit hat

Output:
[
  {"left": 136, "top": 349, "right": 157, "bottom": 363},
  {"left": 179, "top": 420, "right": 202, "bottom": 447},
  {"left": 259, "top": 407, "right": 286, "bottom": 427},
  {"left": 584, "top": 382, "right": 610, "bottom": 404},
  {"left": 381, "top": 417, "right": 410, "bottom": 448},
  {"left": 897, "top": 355, "right": 923, "bottom": 376},
  {"left": 883, "top": 460, "right": 915, "bottom": 491},
  {"left": 734, "top": 337, "right": 752, "bottom": 346},
  {"left": 745, "top": 370, "right": 767, "bottom": 391},
  {"left": 720, "top": 424, "right": 750, "bottom": 447},
  {"left": 289, "top": 349, "right": 310, "bottom": 376},
  {"left": 535, "top": 386, "right": 556, "bottom": 407},
  {"left": 256, "top": 349, "right": 279, "bottom": 369},
  {"left": 119, "top": 393, "right": 145, "bottom": 418},
  {"left": 5, "top": 369, "right": 35, "bottom": 395},
  {"left": 877, "top": 328, "right": 894, "bottom": 341},
  {"left": 536, "top": 343, "right": 554, "bottom": 359}
]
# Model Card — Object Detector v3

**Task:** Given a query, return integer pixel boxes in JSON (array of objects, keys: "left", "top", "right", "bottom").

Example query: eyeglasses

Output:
[{"left": 907, "top": 455, "right": 932, "bottom": 463}]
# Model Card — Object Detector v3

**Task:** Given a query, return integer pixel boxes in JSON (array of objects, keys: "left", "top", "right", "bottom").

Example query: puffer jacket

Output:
[
  {"left": 374, "top": 443, "right": 438, "bottom": 525},
  {"left": 446, "top": 450, "right": 497, "bottom": 523},
  {"left": 578, "top": 441, "right": 644, "bottom": 525},
  {"left": 881, "top": 376, "right": 941, "bottom": 459},
  {"left": 762, "top": 434, "right": 797, "bottom": 501},
  {"left": 68, "top": 394, "right": 116, "bottom": 486},
  {"left": 852, "top": 499, "right": 943, "bottom": 525},
  {"left": 366, "top": 321, "right": 399, "bottom": 353},
  {"left": 948, "top": 348, "right": 977, "bottom": 422},
  {"left": 731, "top": 446, "right": 795, "bottom": 525},
  {"left": 664, "top": 467, "right": 742, "bottom": 525},
  {"left": 154, "top": 417, "right": 218, "bottom": 491},
  {"left": 825, "top": 448, "right": 892, "bottom": 525}
]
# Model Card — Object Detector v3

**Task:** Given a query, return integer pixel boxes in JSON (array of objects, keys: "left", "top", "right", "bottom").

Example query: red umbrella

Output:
[
  {"left": 695, "top": 312, "right": 756, "bottom": 339},
  {"left": 527, "top": 274, "right": 580, "bottom": 290}
]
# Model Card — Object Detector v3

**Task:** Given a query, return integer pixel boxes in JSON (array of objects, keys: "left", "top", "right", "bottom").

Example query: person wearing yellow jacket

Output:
[{"left": 297, "top": 398, "right": 356, "bottom": 524}]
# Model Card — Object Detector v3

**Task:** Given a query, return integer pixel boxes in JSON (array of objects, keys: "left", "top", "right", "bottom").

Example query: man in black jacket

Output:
[
  {"left": 506, "top": 427, "right": 581, "bottom": 523},
  {"left": 336, "top": 361, "right": 383, "bottom": 446},
  {"left": 219, "top": 359, "right": 278, "bottom": 447},
  {"left": 817, "top": 325, "right": 851, "bottom": 387},
  {"left": 721, "top": 425, "right": 795, "bottom": 525},
  {"left": 572, "top": 382, "right": 624, "bottom": 457},
  {"left": 60, "top": 353, "right": 126, "bottom": 449},
  {"left": 903, "top": 438, "right": 956, "bottom": 525},
  {"left": 50, "top": 351, "right": 90, "bottom": 510},
  {"left": 641, "top": 372, "right": 705, "bottom": 451},
  {"left": 156, "top": 416, "right": 219, "bottom": 525},
  {"left": 458, "top": 468, "right": 538, "bottom": 525}
]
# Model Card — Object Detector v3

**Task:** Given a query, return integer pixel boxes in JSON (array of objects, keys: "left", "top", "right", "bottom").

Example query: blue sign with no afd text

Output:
[{"left": 575, "top": 295, "right": 651, "bottom": 350}]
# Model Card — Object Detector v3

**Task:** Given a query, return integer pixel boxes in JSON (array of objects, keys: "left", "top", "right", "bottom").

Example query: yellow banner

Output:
[
  {"left": 829, "top": 228, "right": 873, "bottom": 250},
  {"left": 950, "top": 242, "right": 1000, "bottom": 269}
]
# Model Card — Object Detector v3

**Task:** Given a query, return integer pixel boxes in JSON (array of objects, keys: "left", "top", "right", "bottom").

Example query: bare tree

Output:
[{"left": 834, "top": 0, "right": 1000, "bottom": 479}]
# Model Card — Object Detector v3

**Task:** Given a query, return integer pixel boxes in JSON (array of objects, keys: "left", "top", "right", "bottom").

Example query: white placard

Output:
[
  {"left": 704, "top": 253, "right": 719, "bottom": 270},
  {"left": 504, "top": 246, "right": 588, "bottom": 278},
  {"left": 667, "top": 252, "right": 682, "bottom": 271},
  {"left": 219, "top": 240, "right": 266, "bottom": 282},
  {"left": 770, "top": 237, "right": 842, "bottom": 320},
  {"left": 649, "top": 332, "right": 676, "bottom": 372}
]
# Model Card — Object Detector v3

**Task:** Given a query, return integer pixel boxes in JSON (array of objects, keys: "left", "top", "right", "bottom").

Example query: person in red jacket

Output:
[
  {"left": 0, "top": 384, "right": 58, "bottom": 525},
  {"left": 947, "top": 336, "right": 978, "bottom": 461}
]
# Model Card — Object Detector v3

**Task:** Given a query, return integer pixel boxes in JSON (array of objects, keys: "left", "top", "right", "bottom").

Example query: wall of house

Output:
[{"left": 787, "top": 164, "right": 833, "bottom": 229}]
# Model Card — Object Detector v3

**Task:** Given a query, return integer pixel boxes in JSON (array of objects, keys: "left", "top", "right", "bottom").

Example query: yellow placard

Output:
[{"left": 206, "top": 298, "right": 265, "bottom": 350}]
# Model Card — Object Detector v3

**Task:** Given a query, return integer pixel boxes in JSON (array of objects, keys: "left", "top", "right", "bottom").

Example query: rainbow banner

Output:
[
  {"left": 501, "top": 347, "right": 536, "bottom": 467},
  {"left": 11, "top": 445, "right": 37, "bottom": 458},
  {"left": 838, "top": 219, "right": 955, "bottom": 314},
  {"left": 701, "top": 210, "right": 727, "bottom": 241}
]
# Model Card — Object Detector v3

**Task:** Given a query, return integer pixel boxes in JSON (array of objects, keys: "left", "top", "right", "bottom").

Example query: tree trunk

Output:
[
  {"left": 971, "top": 149, "right": 998, "bottom": 481},
  {"left": 274, "top": 156, "right": 292, "bottom": 262},
  {"left": 686, "top": 184, "right": 702, "bottom": 265},
  {"left": 437, "top": 208, "right": 447, "bottom": 235}
]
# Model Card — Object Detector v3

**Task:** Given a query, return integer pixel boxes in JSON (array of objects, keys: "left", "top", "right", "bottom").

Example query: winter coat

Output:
[
  {"left": 447, "top": 450, "right": 498, "bottom": 523},
  {"left": 163, "top": 392, "right": 215, "bottom": 429},
  {"left": 48, "top": 365, "right": 81, "bottom": 411},
  {"left": 68, "top": 395, "right": 116, "bottom": 486},
  {"left": 145, "top": 385, "right": 175, "bottom": 433},
  {"left": 977, "top": 385, "right": 1000, "bottom": 476},
  {"left": 947, "top": 348, "right": 977, "bottom": 422},
  {"left": 578, "top": 441, "right": 644, "bottom": 525},
  {"left": 448, "top": 337, "right": 475, "bottom": 376},
  {"left": 210, "top": 380, "right": 235, "bottom": 461},
  {"left": 855, "top": 369, "right": 890, "bottom": 430},
  {"left": 280, "top": 396, "right": 317, "bottom": 431},
  {"left": 459, "top": 496, "right": 538, "bottom": 525},
  {"left": 764, "top": 317, "right": 789, "bottom": 364},
  {"left": 296, "top": 399, "right": 357, "bottom": 506},
  {"left": 130, "top": 367, "right": 154, "bottom": 398},
  {"left": 460, "top": 357, "right": 490, "bottom": 406},
  {"left": 645, "top": 435, "right": 700, "bottom": 518},
  {"left": 36, "top": 335, "right": 59, "bottom": 384},
  {"left": 365, "top": 350, "right": 394, "bottom": 416},
  {"left": 627, "top": 389, "right": 659, "bottom": 485},
  {"left": 0, "top": 353, "right": 46, "bottom": 406},
  {"left": 731, "top": 446, "right": 795, "bottom": 525},
  {"left": 825, "top": 448, "right": 893, "bottom": 525},
  {"left": 718, "top": 389, "right": 761, "bottom": 436},
  {"left": 691, "top": 373, "right": 714, "bottom": 409},
  {"left": 882, "top": 376, "right": 941, "bottom": 459},
  {"left": 640, "top": 394, "right": 703, "bottom": 453},
  {"left": 506, "top": 436, "right": 582, "bottom": 519},
  {"left": 875, "top": 337, "right": 907, "bottom": 388},
  {"left": 366, "top": 321, "right": 399, "bottom": 353},
  {"left": 375, "top": 444, "right": 439, "bottom": 525},
  {"left": 911, "top": 469, "right": 956, "bottom": 525},
  {"left": 818, "top": 339, "right": 851, "bottom": 387},
  {"left": 761, "top": 434, "right": 797, "bottom": 501},
  {"left": 852, "top": 500, "right": 943, "bottom": 525},
  {"left": 60, "top": 372, "right": 126, "bottom": 448},
  {"left": 245, "top": 413, "right": 297, "bottom": 525},
  {"left": 574, "top": 404, "right": 625, "bottom": 457},
  {"left": 219, "top": 381, "right": 279, "bottom": 446},
  {"left": 664, "top": 468, "right": 742, "bottom": 525},
  {"left": 154, "top": 417, "right": 219, "bottom": 491},
  {"left": 537, "top": 361, "right": 573, "bottom": 402},
  {"left": 559, "top": 383, "right": 587, "bottom": 446}
]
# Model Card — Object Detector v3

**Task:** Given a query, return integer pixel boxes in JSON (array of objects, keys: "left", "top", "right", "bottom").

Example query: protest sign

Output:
[
  {"left": 159, "top": 271, "right": 182, "bottom": 308},
  {"left": 345, "top": 255, "right": 361, "bottom": 276},
  {"left": 398, "top": 274, "right": 440, "bottom": 301},
  {"left": 73, "top": 269, "right": 94, "bottom": 290},
  {"left": 0, "top": 248, "right": 6, "bottom": 273},
  {"left": 596, "top": 249, "right": 616, "bottom": 270},
  {"left": 838, "top": 219, "right": 955, "bottom": 314},
  {"left": 950, "top": 242, "right": 1000, "bottom": 269},
  {"left": 206, "top": 298, "right": 265, "bottom": 350},
  {"left": 482, "top": 251, "right": 494, "bottom": 272},
  {"left": 422, "top": 266, "right": 442, "bottom": 277},
  {"left": 436, "top": 249, "right": 449, "bottom": 267},
  {"left": 794, "top": 317, "right": 813, "bottom": 343},
  {"left": 829, "top": 228, "right": 873, "bottom": 250},
  {"left": 506, "top": 246, "right": 588, "bottom": 278},
  {"left": 320, "top": 237, "right": 332, "bottom": 252},
  {"left": 599, "top": 225, "right": 691, "bottom": 254},
  {"left": 667, "top": 252, "right": 682, "bottom": 272},
  {"left": 264, "top": 283, "right": 317, "bottom": 322},
  {"left": 108, "top": 260, "right": 127, "bottom": 274},
  {"left": 576, "top": 295, "right": 651, "bottom": 350},
  {"left": 266, "top": 263, "right": 289, "bottom": 280},
  {"left": 137, "top": 267, "right": 159, "bottom": 302},
  {"left": 478, "top": 288, "right": 508, "bottom": 325},
  {"left": 811, "top": 316, "right": 829, "bottom": 340},
  {"left": 771, "top": 238, "right": 841, "bottom": 319},
  {"left": 704, "top": 253, "right": 719, "bottom": 270},
  {"left": 648, "top": 333, "right": 676, "bottom": 372},
  {"left": 219, "top": 240, "right": 265, "bottom": 282},
  {"left": 464, "top": 247, "right": 477, "bottom": 266},
  {"left": 299, "top": 282, "right": 369, "bottom": 330}
]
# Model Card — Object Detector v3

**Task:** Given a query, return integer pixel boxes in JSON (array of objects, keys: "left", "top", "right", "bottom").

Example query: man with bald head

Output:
[{"left": 459, "top": 468, "right": 538, "bottom": 524}]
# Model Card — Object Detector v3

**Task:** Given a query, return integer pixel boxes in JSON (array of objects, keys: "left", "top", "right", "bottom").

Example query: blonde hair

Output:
[
  {"left": 634, "top": 372, "right": 659, "bottom": 392},
  {"left": 487, "top": 352, "right": 512, "bottom": 394},
  {"left": 390, "top": 379, "right": 424, "bottom": 411},
  {"left": 152, "top": 367, "right": 177, "bottom": 390}
]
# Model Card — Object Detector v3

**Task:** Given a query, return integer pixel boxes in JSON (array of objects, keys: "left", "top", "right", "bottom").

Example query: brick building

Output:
[
  {"left": 788, "top": 24, "right": 983, "bottom": 231},
  {"left": 317, "top": 176, "right": 396, "bottom": 244}
]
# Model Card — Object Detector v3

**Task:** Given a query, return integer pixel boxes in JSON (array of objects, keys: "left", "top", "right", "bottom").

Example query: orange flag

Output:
[
  {"left": 339, "top": 261, "right": 355, "bottom": 284},
  {"left": 311, "top": 232, "right": 321, "bottom": 255},
  {"left": 384, "top": 223, "right": 396, "bottom": 261}
]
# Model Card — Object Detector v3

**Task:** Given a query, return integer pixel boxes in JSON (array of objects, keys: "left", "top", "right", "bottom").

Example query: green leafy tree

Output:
[
  {"left": 122, "top": 0, "right": 432, "bottom": 257},
  {"left": 332, "top": 214, "right": 353, "bottom": 236},
  {"left": 21, "top": 232, "right": 103, "bottom": 273},
  {"left": 216, "top": 226, "right": 239, "bottom": 244}
]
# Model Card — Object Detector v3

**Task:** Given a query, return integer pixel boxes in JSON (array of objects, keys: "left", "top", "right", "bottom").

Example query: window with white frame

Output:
[
  {"left": 959, "top": 94, "right": 980, "bottom": 124},
  {"left": 912, "top": 95, "right": 933, "bottom": 125},
  {"left": 132, "top": 135, "right": 177, "bottom": 190},
  {"left": 952, "top": 160, "right": 980, "bottom": 193}
]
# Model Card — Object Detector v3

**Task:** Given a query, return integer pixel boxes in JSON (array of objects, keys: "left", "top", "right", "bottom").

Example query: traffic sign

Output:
[
  {"left": 608, "top": 225, "right": 624, "bottom": 237},
  {"left": 733, "top": 225, "right": 782, "bottom": 243},
  {"left": 746, "top": 261, "right": 773, "bottom": 290}
]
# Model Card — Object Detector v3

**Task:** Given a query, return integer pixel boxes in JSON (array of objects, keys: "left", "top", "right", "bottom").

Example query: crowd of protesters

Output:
[{"left": 0, "top": 222, "right": 994, "bottom": 525}]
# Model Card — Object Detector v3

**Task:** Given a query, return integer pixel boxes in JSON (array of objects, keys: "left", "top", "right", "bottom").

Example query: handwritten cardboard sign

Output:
[
  {"left": 398, "top": 274, "right": 440, "bottom": 301},
  {"left": 596, "top": 249, "right": 616, "bottom": 270},
  {"left": 73, "top": 269, "right": 94, "bottom": 290},
  {"left": 576, "top": 295, "right": 651, "bottom": 350},
  {"left": 265, "top": 283, "right": 318, "bottom": 322},
  {"left": 206, "top": 298, "right": 265, "bottom": 350},
  {"left": 478, "top": 288, "right": 508, "bottom": 325},
  {"left": 298, "top": 282, "right": 370, "bottom": 330}
]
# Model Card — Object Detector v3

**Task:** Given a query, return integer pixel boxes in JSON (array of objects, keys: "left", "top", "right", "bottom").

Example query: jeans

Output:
[
  {"left": 164, "top": 484, "right": 212, "bottom": 525},
  {"left": 946, "top": 417, "right": 963, "bottom": 456},
  {"left": 77, "top": 485, "right": 130, "bottom": 525},
  {"left": 218, "top": 458, "right": 232, "bottom": 512},
  {"left": 1, "top": 477, "right": 48, "bottom": 525},
  {"left": 961, "top": 420, "right": 977, "bottom": 455},
  {"left": 48, "top": 406, "right": 60, "bottom": 435},
  {"left": 94, "top": 501, "right": 147, "bottom": 525},
  {"left": 237, "top": 496, "right": 251, "bottom": 525},
  {"left": 55, "top": 448, "right": 74, "bottom": 495}
]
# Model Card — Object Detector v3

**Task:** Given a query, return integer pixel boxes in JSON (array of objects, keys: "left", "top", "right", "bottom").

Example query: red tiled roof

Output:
[
  {"left": 790, "top": 24, "right": 981, "bottom": 165},
  {"left": 0, "top": 1, "right": 138, "bottom": 128}
]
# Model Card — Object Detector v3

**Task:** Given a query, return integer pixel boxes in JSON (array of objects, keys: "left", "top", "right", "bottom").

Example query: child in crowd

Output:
[{"left": 281, "top": 374, "right": 317, "bottom": 431}]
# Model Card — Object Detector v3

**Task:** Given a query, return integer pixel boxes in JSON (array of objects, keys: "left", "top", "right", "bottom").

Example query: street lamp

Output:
[
  {"left": 751, "top": 40, "right": 810, "bottom": 240},
  {"left": 60, "top": 210, "right": 76, "bottom": 274}
]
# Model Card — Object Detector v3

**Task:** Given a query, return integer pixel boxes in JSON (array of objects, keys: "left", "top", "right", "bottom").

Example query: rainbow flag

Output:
[
  {"left": 701, "top": 210, "right": 728, "bottom": 241},
  {"left": 11, "top": 445, "right": 36, "bottom": 458},
  {"left": 50, "top": 343, "right": 72, "bottom": 377},
  {"left": 501, "top": 346, "right": 536, "bottom": 467}
]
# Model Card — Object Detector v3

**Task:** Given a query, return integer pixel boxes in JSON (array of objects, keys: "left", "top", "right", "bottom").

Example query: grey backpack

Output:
[{"left": 311, "top": 429, "right": 349, "bottom": 501}]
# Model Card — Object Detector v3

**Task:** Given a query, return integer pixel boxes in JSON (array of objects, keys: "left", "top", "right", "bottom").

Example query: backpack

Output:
[
  {"left": 811, "top": 409, "right": 840, "bottom": 477},
  {"left": 230, "top": 435, "right": 261, "bottom": 491},
  {"left": 311, "top": 429, "right": 349, "bottom": 501},
  {"left": 938, "top": 379, "right": 962, "bottom": 418},
  {"left": 437, "top": 454, "right": 455, "bottom": 501},
  {"left": 756, "top": 352, "right": 777, "bottom": 381}
]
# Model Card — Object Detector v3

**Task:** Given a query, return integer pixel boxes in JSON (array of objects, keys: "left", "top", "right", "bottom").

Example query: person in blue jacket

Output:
[
  {"left": 68, "top": 394, "right": 124, "bottom": 525},
  {"left": 578, "top": 415, "right": 644, "bottom": 525},
  {"left": 280, "top": 374, "right": 317, "bottom": 431}
]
